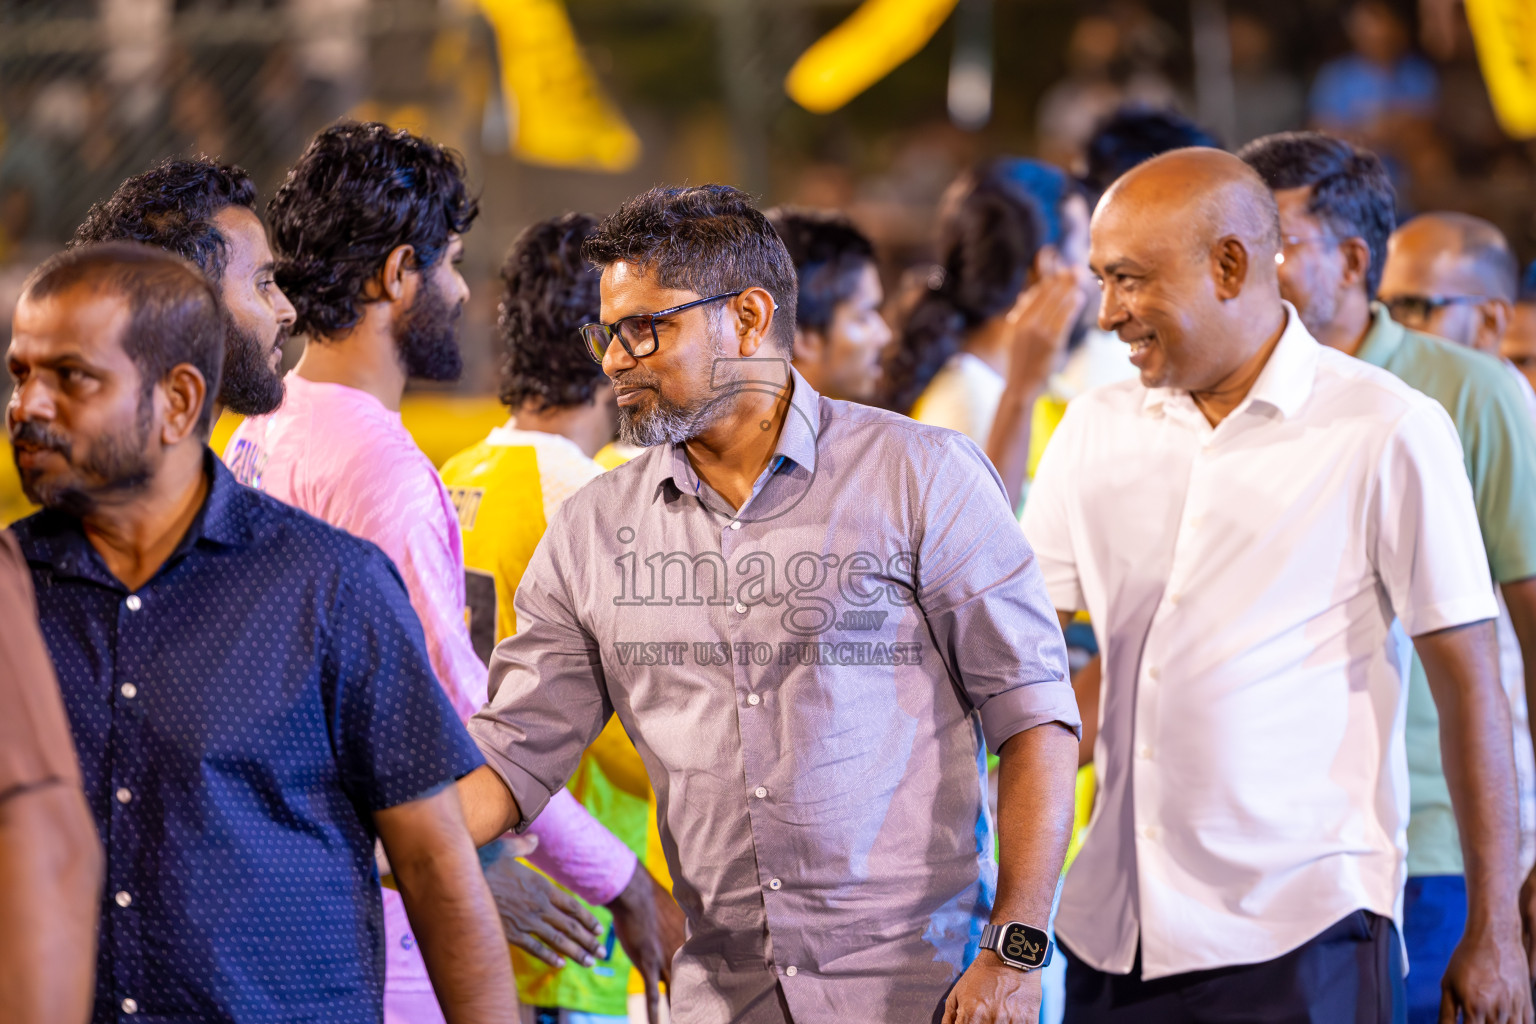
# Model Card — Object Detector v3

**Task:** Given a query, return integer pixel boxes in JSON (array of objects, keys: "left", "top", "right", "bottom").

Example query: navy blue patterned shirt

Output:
[{"left": 12, "top": 453, "right": 484, "bottom": 1023}]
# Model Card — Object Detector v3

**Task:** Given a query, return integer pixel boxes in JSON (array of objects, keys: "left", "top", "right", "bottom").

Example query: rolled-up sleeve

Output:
[
  {"left": 468, "top": 523, "right": 612, "bottom": 830},
  {"left": 917, "top": 434, "right": 1081, "bottom": 752}
]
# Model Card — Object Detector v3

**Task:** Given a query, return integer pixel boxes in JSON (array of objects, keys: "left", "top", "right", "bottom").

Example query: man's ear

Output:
[
  {"left": 362, "top": 244, "right": 416, "bottom": 305},
  {"left": 1476, "top": 298, "right": 1513, "bottom": 355},
  {"left": 792, "top": 326, "right": 825, "bottom": 365},
  {"left": 731, "top": 286, "right": 778, "bottom": 357},
  {"left": 1212, "top": 236, "right": 1250, "bottom": 301},
  {"left": 1338, "top": 236, "right": 1372, "bottom": 292},
  {"left": 158, "top": 363, "right": 209, "bottom": 446}
]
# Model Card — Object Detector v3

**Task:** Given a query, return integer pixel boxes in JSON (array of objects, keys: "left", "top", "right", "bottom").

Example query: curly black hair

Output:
[
  {"left": 497, "top": 213, "right": 608, "bottom": 411},
  {"left": 883, "top": 168, "right": 1046, "bottom": 414},
  {"left": 1238, "top": 132, "right": 1396, "bottom": 299},
  {"left": 266, "top": 121, "right": 478, "bottom": 338},
  {"left": 1083, "top": 106, "right": 1221, "bottom": 201},
  {"left": 763, "top": 207, "right": 876, "bottom": 335},
  {"left": 583, "top": 184, "right": 798, "bottom": 352},
  {"left": 70, "top": 158, "right": 257, "bottom": 284}
]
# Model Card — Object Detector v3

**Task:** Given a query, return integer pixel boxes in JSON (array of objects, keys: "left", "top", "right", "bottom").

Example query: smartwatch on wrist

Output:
[{"left": 979, "top": 921, "right": 1053, "bottom": 971}]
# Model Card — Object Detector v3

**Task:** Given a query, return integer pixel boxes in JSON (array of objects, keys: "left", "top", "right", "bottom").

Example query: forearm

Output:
[
  {"left": 1419, "top": 621, "right": 1523, "bottom": 928},
  {"left": 457, "top": 765, "right": 523, "bottom": 848},
  {"left": 993, "top": 723, "right": 1078, "bottom": 927},
  {"left": 1072, "top": 655, "right": 1100, "bottom": 768},
  {"left": 391, "top": 828, "right": 518, "bottom": 1023},
  {"left": 0, "top": 785, "right": 102, "bottom": 1024},
  {"left": 984, "top": 390, "right": 1040, "bottom": 513},
  {"left": 1499, "top": 577, "right": 1536, "bottom": 771},
  {"left": 525, "top": 788, "right": 639, "bottom": 907}
]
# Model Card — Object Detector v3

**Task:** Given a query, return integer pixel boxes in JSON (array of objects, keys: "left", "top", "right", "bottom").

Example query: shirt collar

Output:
[
  {"left": 1353, "top": 302, "right": 1404, "bottom": 369},
  {"left": 1141, "top": 301, "right": 1319, "bottom": 421},
  {"left": 20, "top": 448, "right": 250, "bottom": 587},
  {"left": 651, "top": 362, "right": 822, "bottom": 502}
]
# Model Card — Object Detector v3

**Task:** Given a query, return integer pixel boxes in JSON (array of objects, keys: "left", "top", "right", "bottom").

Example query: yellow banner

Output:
[
  {"left": 476, "top": 0, "right": 641, "bottom": 172},
  {"left": 1465, "top": 0, "right": 1536, "bottom": 138},
  {"left": 786, "top": 0, "right": 961, "bottom": 114}
]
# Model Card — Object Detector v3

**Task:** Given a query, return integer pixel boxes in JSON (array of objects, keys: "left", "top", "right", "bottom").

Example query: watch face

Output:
[{"left": 1001, "top": 924, "right": 1049, "bottom": 969}]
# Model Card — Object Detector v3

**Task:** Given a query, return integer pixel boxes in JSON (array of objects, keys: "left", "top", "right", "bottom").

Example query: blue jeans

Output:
[{"left": 1402, "top": 875, "right": 1467, "bottom": 1024}]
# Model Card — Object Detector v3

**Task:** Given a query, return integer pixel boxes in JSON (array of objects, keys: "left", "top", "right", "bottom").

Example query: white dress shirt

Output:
[{"left": 1022, "top": 306, "right": 1498, "bottom": 979}]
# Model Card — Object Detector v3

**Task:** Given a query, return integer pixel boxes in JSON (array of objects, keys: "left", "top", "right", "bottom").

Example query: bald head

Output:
[
  {"left": 1098, "top": 147, "right": 1282, "bottom": 269},
  {"left": 1379, "top": 211, "right": 1519, "bottom": 353},
  {"left": 1384, "top": 212, "right": 1519, "bottom": 303},
  {"left": 1088, "top": 147, "right": 1289, "bottom": 399}
]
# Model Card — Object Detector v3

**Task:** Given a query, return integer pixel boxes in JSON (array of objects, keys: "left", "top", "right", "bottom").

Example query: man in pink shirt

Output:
[{"left": 226, "top": 122, "right": 676, "bottom": 1024}]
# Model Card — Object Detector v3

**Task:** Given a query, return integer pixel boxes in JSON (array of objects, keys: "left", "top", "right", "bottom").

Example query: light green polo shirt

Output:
[{"left": 1355, "top": 303, "right": 1536, "bottom": 876}]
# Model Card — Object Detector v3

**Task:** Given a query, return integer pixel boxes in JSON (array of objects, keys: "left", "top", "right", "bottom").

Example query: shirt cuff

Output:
[
  {"left": 524, "top": 788, "right": 641, "bottom": 907},
  {"left": 1398, "top": 593, "right": 1500, "bottom": 638},
  {"left": 467, "top": 719, "right": 555, "bottom": 830},
  {"left": 976, "top": 677, "right": 1083, "bottom": 754}
]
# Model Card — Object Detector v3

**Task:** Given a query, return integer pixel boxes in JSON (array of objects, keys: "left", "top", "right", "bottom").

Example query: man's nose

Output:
[
  {"left": 9, "top": 376, "right": 57, "bottom": 426},
  {"left": 273, "top": 284, "right": 297, "bottom": 327},
  {"left": 602, "top": 335, "right": 637, "bottom": 377},
  {"left": 1098, "top": 289, "right": 1127, "bottom": 333}
]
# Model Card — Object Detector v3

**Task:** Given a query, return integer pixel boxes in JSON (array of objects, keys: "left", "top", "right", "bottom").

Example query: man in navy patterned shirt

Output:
[{"left": 4, "top": 242, "right": 517, "bottom": 1023}]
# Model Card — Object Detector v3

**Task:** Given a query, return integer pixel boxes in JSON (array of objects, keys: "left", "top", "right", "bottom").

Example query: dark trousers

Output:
[
  {"left": 1402, "top": 875, "right": 1466, "bottom": 1024},
  {"left": 1063, "top": 911, "right": 1406, "bottom": 1023}
]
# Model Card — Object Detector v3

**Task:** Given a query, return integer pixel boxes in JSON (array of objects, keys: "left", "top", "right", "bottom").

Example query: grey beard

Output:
[{"left": 616, "top": 388, "right": 734, "bottom": 447}]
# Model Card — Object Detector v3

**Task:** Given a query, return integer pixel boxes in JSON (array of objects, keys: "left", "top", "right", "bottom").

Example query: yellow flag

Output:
[
  {"left": 1465, "top": 0, "right": 1536, "bottom": 139},
  {"left": 786, "top": 0, "right": 960, "bottom": 114},
  {"left": 476, "top": 0, "right": 641, "bottom": 171}
]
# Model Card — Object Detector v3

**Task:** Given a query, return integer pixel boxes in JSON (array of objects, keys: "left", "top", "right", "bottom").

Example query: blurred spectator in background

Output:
[
  {"left": 1242, "top": 131, "right": 1536, "bottom": 1023},
  {"left": 1308, "top": 0, "right": 1437, "bottom": 178},
  {"left": 1379, "top": 212, "right": 1533, "bottom": 415},
  {"left": 885, "top": 161, "right": 1050, "bottom": 444},
  {"left": 1079, "top": 106, "right": 1221, "bottom": 203},
  {"left": 765, "top": 207, "right": 892, "bottom": 405},
  {"left": 1037, "top": 5, "right": 1180, "bottom": 170},
  {"left": 71, "top": 158, "right": 297, "bottom": 417},
  {"left": 1502, "top": 264, "right": 1536, "bottom": 397},
  {"left": 1227, "top": 12, "right": 1305, "bottom": 147}
]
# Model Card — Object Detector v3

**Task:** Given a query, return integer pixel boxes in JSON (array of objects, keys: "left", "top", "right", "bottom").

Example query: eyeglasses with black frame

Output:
[
  {"left": 578, "top": 291, "right": 743, "bottom": 363},
  {"left": 1384, "top": 293, "right": 1486, "bottom": 328}
]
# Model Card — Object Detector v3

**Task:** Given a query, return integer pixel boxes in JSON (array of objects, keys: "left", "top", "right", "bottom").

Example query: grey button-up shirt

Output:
[{"left": 469, "top": 368, "right": 1078, "bottom": 1023}]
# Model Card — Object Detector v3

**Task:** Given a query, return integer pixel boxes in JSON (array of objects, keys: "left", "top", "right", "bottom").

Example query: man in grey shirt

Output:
[{"left": 458, "top": 184, "right": 1081, "bottom": 1024}]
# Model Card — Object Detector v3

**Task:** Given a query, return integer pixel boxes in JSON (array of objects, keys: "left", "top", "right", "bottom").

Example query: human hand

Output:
[
  {"left": 483, "top": 853, "right": 603, "bottom": 968},
  {"left": 1002, "top": 269, "right": 1087, "bottom": 393},
  {"left": 610, "top": 866, "right": 686, "bottom": 1024},
  {"left": 1441, "top": 913, "right": 1533, "bottom": 1023},
  {"left": 941, "top": 954, "right": 1042, "bottom": 1024},
  {"left": 1521, "top": 864, "right": 1536, "bottom": 978}
]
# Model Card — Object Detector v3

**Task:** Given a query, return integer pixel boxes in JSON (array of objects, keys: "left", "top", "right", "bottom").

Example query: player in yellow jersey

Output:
[{"left": 441, "top": 213, "right": 683, "bottom": 1024}]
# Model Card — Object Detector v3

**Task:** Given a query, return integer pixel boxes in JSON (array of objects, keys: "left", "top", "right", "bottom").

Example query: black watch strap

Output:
[{"left": 980, "top": 922, "right": 1053, "bottom": 971}]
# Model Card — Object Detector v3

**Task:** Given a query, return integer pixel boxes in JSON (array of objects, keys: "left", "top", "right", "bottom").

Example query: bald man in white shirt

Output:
[{"left": 1023, "top": 148, "right": 1531, "bottom": 1022}]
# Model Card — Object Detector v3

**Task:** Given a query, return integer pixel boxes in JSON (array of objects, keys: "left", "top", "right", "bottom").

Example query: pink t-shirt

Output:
[{"left": 225, "top": 374, "right": 636, "bottom": 1011}]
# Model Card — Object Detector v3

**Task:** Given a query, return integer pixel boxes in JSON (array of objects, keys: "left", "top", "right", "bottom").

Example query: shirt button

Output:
[
  {"left": 730, "top": 521, "right": 742, "bottom": 531},
  {"left": 785, "top": 965, "right": 798, "bottom": 977},
  {"left": 768, "top": 878, "right": 782, "bottom": 891},
  {"left": 1147, "top": 666, "right": 1160, "bottom": 680},
  {"left": 1138, "top": 746, "right": 1153, "bottom": 760},
  {"left": 122, "top": 997, "right": 138, "bottom": 1014},
  {"left": 115, "top": 890, "right": 132, "bottom": 908},
  {"left": 116, "top": 788, "right": 132, "bottom": 804},
  {"left": 125, "top": 594, "right": 142, "bottom": 611},
  {"left": 754, "top": 786, "right": 768, "bottom": 798},
  {"left": 1141, "top": 826, "right": 1159, "bottom": 840},
  {"left": 735, "top": 602, "right": 747, "bottom": 614},
  {"left": 120, "top": 683, "right": 138, "bottom": 699},
  {"left": 747, "top": 693, "right": 760, "bottom": 706},
  {"left": 1167, "top": 592, "right": 1181, "bottom": 606},
  {"left": 1189, "top": 516, "right": 1204, "bottom": 529}
]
